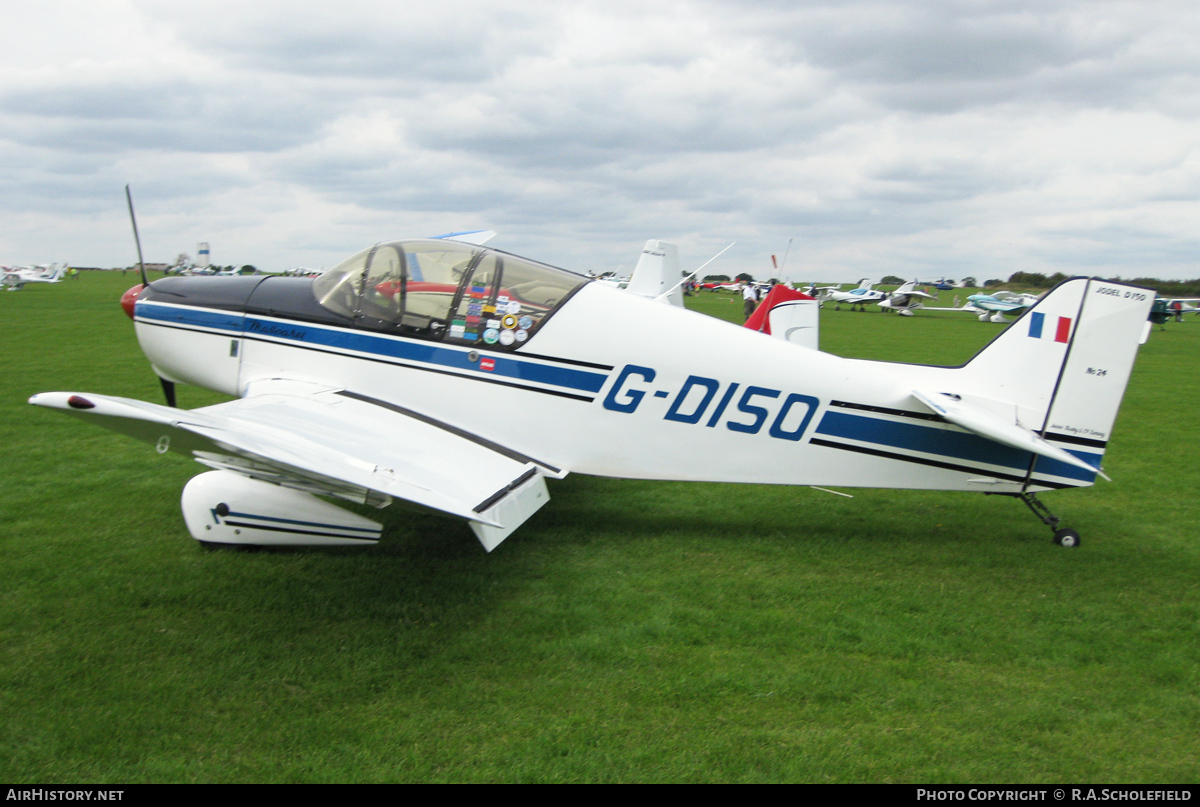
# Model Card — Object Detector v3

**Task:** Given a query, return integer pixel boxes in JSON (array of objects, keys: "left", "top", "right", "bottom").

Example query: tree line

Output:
[{"left": 1006, "top": 271, "right": 1200, "bottom": 296}]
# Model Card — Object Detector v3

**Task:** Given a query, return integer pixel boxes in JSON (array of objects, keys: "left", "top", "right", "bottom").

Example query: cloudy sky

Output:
[{"left": 2, "top": 0, "right": 1199, "bottom": 282}]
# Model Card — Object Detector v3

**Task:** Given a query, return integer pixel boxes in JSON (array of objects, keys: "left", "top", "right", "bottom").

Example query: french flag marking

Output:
[
  {"left": 1028, "top": 312, "right": 1072, "bottom": 343},
  {"left": 1028, "top": 312, "right": 1044, "bottom": 338}
]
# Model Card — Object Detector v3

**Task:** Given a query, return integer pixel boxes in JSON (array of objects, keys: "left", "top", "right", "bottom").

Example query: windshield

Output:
[{"left": 312, "top": 239, "right": 589, "bottom": 346}]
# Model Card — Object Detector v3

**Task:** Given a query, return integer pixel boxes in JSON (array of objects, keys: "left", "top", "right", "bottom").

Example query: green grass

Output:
[{"left": 2, "top": 275, "right": 1198, "bottom": 782}]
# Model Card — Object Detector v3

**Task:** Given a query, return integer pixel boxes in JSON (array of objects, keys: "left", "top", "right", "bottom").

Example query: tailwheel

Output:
[
  {"left": 1005, "top": 492, "right": 1084, "bottom": 548},
  {"left": 1053, "top": 528, "right": 1081, "bottom": 548}
]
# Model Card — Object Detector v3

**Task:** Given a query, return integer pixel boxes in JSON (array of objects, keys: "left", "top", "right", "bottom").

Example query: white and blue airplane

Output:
[
  {"left": 30, "top": 237, "right": 1153, "bottom": 551},
  {"left": 824, "top": 279, "right": 887, "bottom": 311},
  {"left": 962, "top": 291, "right": 1042, "bottom": 322},
  {"left": 3, "top": 263, "right": 68, "bottom": 290}
]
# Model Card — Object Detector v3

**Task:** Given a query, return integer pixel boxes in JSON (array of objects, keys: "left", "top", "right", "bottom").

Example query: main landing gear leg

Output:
[{"left": 1008, "top": 492, "right": 1081, "bottom": 547}]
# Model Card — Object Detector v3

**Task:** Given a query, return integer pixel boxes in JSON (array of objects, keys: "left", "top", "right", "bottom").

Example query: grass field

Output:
[{"left": 2, "top": 274, "right": 1198, "bottom": 783}]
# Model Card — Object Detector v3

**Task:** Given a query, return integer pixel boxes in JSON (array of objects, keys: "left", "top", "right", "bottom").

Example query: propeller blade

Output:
[
  {"left": 125, "top": 184, "right": 148, "bottom": 288},
  {"left": 126, "top": 186, "right": 170, "bottom": 406}
]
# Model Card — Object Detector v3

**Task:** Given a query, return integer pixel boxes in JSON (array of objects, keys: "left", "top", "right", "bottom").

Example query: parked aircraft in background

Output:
[
  {"left": 968, "top": 291, "right": 1042, "bottom": 322},
  {"left": 1161, "top": 298, "right": 1200, "bottom": 319},
  {"left": 876, "top": 280, "right": 937, "bottom": 317},
  {"left": 744, "top": 284, "right": 820, "bottom": 349},
  {"left": 3, "top": 263, "right": 67, "bottom": 290},
  {"left": 591, "top": 272, "right": 629, "bottom": 289},
  {"left": 801, "top": 283, "right": 840, "bottom": 304},
  {"left": 623, "top": 240, "right": 684, "bottom": 307},
  {"left": 825, "top": 279, "right": 887, "bottom": 310},
  {"left": 31, "top": 225, "right": 1154, "bottom": 551},
  {"left": 930, "top": 291, "right": 1042, "bottom": 323},
  {"left": 1145, "top": 297, "right": 1200, "bottom": 332}
]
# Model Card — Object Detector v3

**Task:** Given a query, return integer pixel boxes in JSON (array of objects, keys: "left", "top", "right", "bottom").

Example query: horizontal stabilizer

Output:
[{"left": 911, "top": 390, "right": 1108, "bottom": 480}]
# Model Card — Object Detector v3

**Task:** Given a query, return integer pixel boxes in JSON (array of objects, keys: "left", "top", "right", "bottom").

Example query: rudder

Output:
[{"left": 960, "top": 277, "right": 1153, "bottom": 486}]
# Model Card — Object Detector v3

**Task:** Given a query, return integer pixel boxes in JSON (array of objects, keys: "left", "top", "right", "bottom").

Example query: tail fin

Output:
[
  {"left": 744, "top": 284, "right": 819, "bottom": 349},
  {"left": 955, "top": 277, "right": 1153, "bottom": 485},
  {"left": 626, "top": 240, "right": 683, "bottom": 307}
]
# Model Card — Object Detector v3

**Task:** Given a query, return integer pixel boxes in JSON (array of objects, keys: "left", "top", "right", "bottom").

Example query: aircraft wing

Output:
[
  {"left": 430, "top": 229, "right": 498, "bottom": 246},
  {"left": 924, "top": 304, "right": 990, "bottom": 313},
  {"left": 29, "top": 379, "right": 562, "bottom": 550}
]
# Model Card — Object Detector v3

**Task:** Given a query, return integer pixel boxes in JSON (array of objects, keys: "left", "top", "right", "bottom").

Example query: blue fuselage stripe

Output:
[
  {"left": 136, "top": 303, "right": 244, "bottom": 332},
  {"left": 135, "top": 301, "right": 607, "bottom": 393},
  {"left": 814, "top": 410, "right": 1099, "bottom": 482}
]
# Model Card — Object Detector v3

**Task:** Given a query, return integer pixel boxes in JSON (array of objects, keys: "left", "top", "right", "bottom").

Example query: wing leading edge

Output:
[{"left": 30, "top": 379, "right": 562, "bottom": 551}]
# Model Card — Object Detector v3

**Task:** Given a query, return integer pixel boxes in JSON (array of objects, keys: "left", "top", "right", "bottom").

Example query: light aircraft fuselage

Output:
[{"left": 34, "top": 238, "right": 1153, "bottom": 550}]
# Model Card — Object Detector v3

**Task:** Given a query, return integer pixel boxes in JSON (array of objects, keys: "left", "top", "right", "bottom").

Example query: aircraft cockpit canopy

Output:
[{"left": 313, "top": 239, "right": 588, "bottom": 348}]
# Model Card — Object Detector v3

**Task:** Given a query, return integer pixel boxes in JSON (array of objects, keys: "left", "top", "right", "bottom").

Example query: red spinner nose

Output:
[{"left": 121, "top": 284, "right": 145, "bottom": 319}]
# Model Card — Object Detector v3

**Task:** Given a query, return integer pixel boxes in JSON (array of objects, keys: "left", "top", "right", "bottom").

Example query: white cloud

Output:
[{"left": 0, "top": 0, "right": 1197, "bottom": 280}]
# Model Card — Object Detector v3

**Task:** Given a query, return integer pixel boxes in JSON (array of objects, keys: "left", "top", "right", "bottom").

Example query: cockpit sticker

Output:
[
  {"left": 483, "top": 328, "right": 500, "bottom": 344},
  {"left": 501, "top": 314, "right": 518, "bottom": 330},
  {"left": 515, "top": 329, "right": 528, "bottom": 342},
  {"left": 499, "top": 330, "right": 516, "bottom": 346},
  {"left": 518, "top": 316, "right": 533, "bottom": 330}
]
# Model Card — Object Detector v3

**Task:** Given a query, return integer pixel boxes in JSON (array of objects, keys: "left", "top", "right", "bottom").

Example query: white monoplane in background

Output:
[
  {"left": 31, "top": 194, "right": 1155, "bottom": 553},
  {"left": 3, "top": 263, "right": 67, "bottom": 291},
  {"left": 876, "top": 280, "right": 937, "bottom": 317},
  {"left": 825, "top": 279, "right": 887, "bottom": 310}
]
